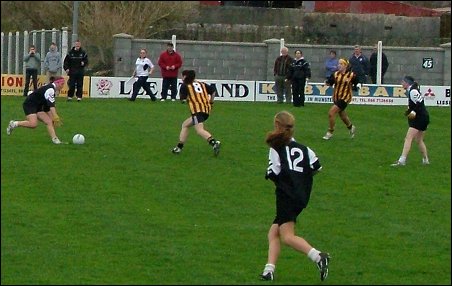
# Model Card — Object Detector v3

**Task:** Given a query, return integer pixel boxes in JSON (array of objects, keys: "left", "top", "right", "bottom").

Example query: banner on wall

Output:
[
  {"left": 3, "top": 74, "right": 450, "bottom": 107},
  {"left": 1, "top": 74, "right": 91, "bottom": 98},
  {"left": 90, "top": 77, "right": 256, "bottom": 102},
  {"left": 255, "top": 81, "right": 450, "bottom": 107}
]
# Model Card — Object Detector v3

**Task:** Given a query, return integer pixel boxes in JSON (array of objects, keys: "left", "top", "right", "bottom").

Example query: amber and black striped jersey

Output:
[
  {"left": 326, "top": 70, "right": 359, "bottom": 103},
  {"left": 179, "top": 80, "right": 216, "bottom": 114}
]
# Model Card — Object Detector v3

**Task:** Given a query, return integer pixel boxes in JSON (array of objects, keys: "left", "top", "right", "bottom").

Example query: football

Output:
[{"left": 72, "top": 134, "right": 85, "bottom": 145}]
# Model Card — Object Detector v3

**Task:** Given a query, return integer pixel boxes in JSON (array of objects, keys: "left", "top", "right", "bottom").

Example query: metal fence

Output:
[{"left": 1, "top": 27, "right": 70, "bottom": 75}]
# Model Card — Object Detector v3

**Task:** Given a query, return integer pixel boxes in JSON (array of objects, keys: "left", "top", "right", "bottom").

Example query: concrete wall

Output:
[
  {"left": 174, "top": 6, "right": 442, "bottom": 47},
  {"left": 114, "top": 35, "right": 451, "bottom": 86}
]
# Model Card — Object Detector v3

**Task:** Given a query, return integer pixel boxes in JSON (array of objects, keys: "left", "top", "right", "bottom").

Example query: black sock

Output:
[
  {"left": 208, "top": 137, "right": 216, "bottom": 146},
  {"left": 177, "top": 142, "right": 184, "bottom": 149}
]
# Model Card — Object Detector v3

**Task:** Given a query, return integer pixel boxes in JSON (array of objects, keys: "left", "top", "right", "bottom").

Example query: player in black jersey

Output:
[
  {"left": 391, "top": 76, "right": 430, "bottom": 166},
  {"left": 260, "top": 111, "right": 330, "bottom": 282},
  {"left": 6, "top": 76, "right": 65, "bottom": 144}
]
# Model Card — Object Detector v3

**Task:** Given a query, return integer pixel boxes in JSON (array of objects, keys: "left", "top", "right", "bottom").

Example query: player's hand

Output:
[
  {"left": 407, "top": 111, "right": 416, "bottom": 120},
  {"left": 53, "top": 115, "right": 63, "bottom": 127}
]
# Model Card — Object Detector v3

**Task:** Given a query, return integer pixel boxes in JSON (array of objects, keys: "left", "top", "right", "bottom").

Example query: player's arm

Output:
[
  {"left": 325, "top": 73, "right": 335, "bottom": 86},
  {"left": 265, "top": 148, "right": 281, "bottom": 183},
  {"left": 207, "top": 83, "right": 217, "bottom": 104},
  {"left": 179, "top": 84, "right": 188, "bottom": 101},
  {"left": 308, "top": 147, "right": 322, "bottom": 176}
]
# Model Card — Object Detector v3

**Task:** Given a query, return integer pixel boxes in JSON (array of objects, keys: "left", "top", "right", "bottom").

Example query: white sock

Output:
[
  {"left": 398, "top": 155, "right": 406, "bottom": 164},
  {"left": 12, "top": 121, "right": 18, "bottom": 128},
  {"left": 263, "top": 263, "right": 275, "bottom": 274},
  {"left": 308, "top": 248, "right": 321, "bottom": 263}
]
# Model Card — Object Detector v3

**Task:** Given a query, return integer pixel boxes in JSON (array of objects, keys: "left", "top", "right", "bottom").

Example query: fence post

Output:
[
  {"left": 172, "top": 34, "right": 176, "bottom": 51},
  {"left": 61, "top": 27, "right": 69, "bottom": 73},
  {"left": 8, "top": 32, "right": 12, "bottom": 74},
  {"left": 15, "top": 31, "right": 20, "bottom": 74},
  {"left": 32, "top": 30, "right": 37, "bottom": 46},
  {"left": 1, "top": 32, "right": 3, "bottom": 74},
  {"left": 51, "top": 28, "right": 57, "bottom": 44},
  {"left": 41, "top": 29, "right": 46, "bottom": 75},
  {"left": 280, "top": 38, "right": 284, "bottom": 55},
  {"left": 23, "top": 31, "right": 29, "bottom": 74}
]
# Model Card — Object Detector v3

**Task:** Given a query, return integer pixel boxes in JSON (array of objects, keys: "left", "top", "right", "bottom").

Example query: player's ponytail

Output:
[{"left": 266, "top": 111, "right": 295, "bottom": 149}]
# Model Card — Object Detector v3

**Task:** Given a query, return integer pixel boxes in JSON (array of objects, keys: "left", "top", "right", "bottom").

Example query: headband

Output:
[
  {"left": 339, "top": 58, "right": 349, "bottom": 66},
  {"left": 53, "top": 78, "right": 65, "bottom": 85}
]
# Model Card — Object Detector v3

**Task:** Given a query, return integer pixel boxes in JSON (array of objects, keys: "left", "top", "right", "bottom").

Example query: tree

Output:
[{"left": 1, "top": 1, "right": 200, "bottom": 75}]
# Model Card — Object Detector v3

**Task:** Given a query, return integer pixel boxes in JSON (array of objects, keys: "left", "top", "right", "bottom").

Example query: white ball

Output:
[{"left": 72, "top": 134, "right": 85, "bottom": 145}]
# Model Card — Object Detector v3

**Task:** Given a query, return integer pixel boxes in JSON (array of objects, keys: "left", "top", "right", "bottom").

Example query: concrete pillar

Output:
[
  {"left": 113, "top": 33, "right": 134, "bottom": 77},
  {"left": 264, "top": 38, "right": 281, "bottom": 81},
  {"left": 441, "top": 42, "right": 451, "bottom": 86}
]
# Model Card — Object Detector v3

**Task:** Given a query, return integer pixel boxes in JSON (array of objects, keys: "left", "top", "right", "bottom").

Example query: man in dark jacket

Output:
[
  {"left": 64, "top": 40, "right": 88, "bottom": 101},
  {"left": 369, "top": 46, "right": 389, "bottom": 84},
  {"left": 273, "top": 46, "right": 293, "bottom": 104},
  {"left": 286, "top": 50, "right": 311, "bottom": 107},
  {"left": 349, "top": 45, "right": 369, "bottom": 84}
]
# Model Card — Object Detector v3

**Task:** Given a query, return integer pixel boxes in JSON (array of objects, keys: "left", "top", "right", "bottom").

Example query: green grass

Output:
[{"left": 1, "top": 96, "right": 450, "bottom": 285}]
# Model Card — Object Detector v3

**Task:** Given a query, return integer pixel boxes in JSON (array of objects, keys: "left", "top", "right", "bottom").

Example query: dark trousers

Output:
[
  {"left": 161, "top": 77, "right": 178, "bottom": 100},
  {"left": 67, "top": 74, "right": 84, "bottom": 99},
  {"left": 130, "top": 76, "right": 156, "bottom": 101},
  {"left": 23, "top": 68, "right": 38, "bottom": 96},
  {"left": 292, "top": 78, "right": 307, "bottom": 107},
  {"left": 370, "top": 73, "right": 385, "bottom": 84}
]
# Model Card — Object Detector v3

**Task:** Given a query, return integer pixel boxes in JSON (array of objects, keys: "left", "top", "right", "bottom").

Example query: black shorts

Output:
[
  {"left": 334, "top": 99, "right": 348, "bottom": 111},
  {"left": 408, "top": 114, "right": 430, "bottom": 131},
  {"left": 23, "top": 102, "right": 49, "bottom": 115},
  {"left": 191, "top": 112, "right": 209, "bottom": 125},
  {"left": 273, "top": 190, "right": 304, "bottom": 226}
]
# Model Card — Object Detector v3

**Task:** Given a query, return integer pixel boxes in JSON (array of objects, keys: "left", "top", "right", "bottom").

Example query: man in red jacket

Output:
[{"left": 158, "top": 43, "right": 183, "bottom": 101}]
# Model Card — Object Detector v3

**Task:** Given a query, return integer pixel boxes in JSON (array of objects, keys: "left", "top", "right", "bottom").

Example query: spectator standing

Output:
[
  {"left": 129, "top": 48, "right": 156, "bottom": 101},
  {"left": 273, "top": 47, "right": 293, "bottom": 104},
  {"left": 23, "top": 45, "right": 41, "bottom": 97},
  {"left": 324, "top": 50, "right": 339, "bottom": 79},
  {"left": 260, "top": 110, "right": 330, "bottom": 282},
  {"left": 391, "top": 76, "right": 430, "bottom": 166},
  {"left": 44, "top": 42, "right": 62, "bottom": 83},
  {"left": 322, "top": 58, "right": 359, "bottom": 140},
  {"left": 171, "top": 70, "right": 221, "bottom": 156},
  {"left": 349, "top": 45, "right": 369, "bottom": 84},
  {"left": 63, "top": 40, "right": 88, "bottom": 101},
  {"left": 286, "top": 50, "right": 311, "bottom": 107},
  {"left": 6, "top": 76, "right": 65, "bottom": 144},
  {"left": 369, "top": 45, "right": 389, "bottom": 84},
  {"left": 158, "top": 43, "right": 183, "bottom": 101}
]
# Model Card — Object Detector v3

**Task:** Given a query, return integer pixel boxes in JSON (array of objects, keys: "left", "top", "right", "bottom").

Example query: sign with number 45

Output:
[{"left": 422, "top": 58, "right": 433, "bottom": 69}]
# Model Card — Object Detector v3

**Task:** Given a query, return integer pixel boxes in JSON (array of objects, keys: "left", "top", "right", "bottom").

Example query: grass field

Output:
[{"left": 1, "top": 95, "right": 450, "bottom": 285}]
